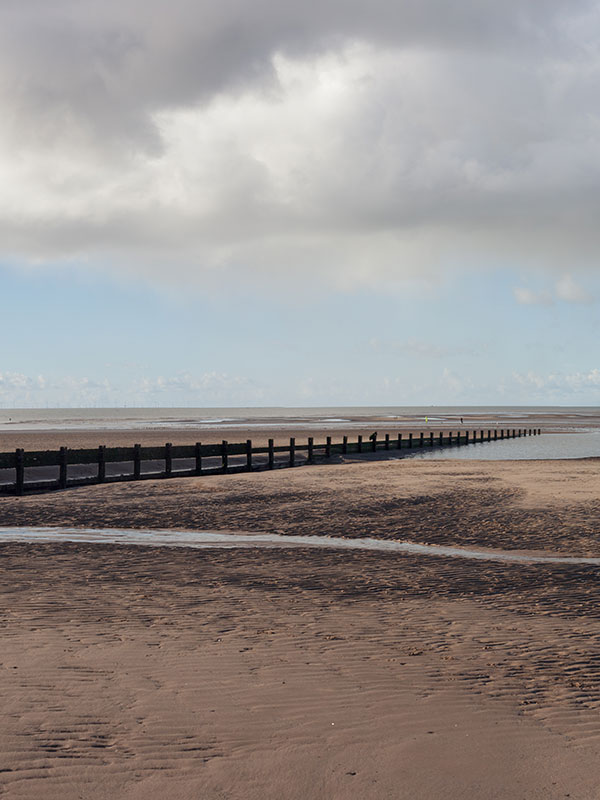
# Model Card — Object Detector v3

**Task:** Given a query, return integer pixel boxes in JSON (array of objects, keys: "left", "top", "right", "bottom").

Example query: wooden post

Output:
[
  {"left": 370, "top": 433, "right": 377, "bottom": 453},
  {"left": 385, "top": 433, "right": 390, "bottom": 450},
  {"left": 419, "top": 432, "right": 424, "bottom": 448},
  {"left": 195, "top": 442, "right": 203, "bottom": 475},
  {"left": 538, "top": 428, "right": 541, "bottom": 435},
  {"left": 308, "top": 437, "right": 314, "bottom": 463},
  {"left": 439, "top": 432, "right": 443, "bottom": 447},
  {"left": 500, "top": 429, "right": 504, "bottom": 440},
  {"left": 289, "top": 437, "right": 295, "bottom": 467},
  {"left": 358, "top": 435, "right": 363, "bottom": 453},
  {"left": 494, "top": 429, "right": 497, "bottom": 440},
  {"left": 326, "top": 436, "right": 332, "bottom": 458},
  {"left": 480, "top": 430, "right": 484, "bottom": 442},
  {"left": 342, "top": 435, "right": 348, "bottom": 454},
  {"left": 408, "top": 433, "right": 413, "bottom": 449},
  {"left": 268, "top": 439, "right": 274, "bottom": 469},
  {"left": 59, "top": 446, "right": 68, "bottom": 489},
  {"left": 98, "top": 445, "right": 106, "bottom": 483},
  {"left": 15, "top": 448, "right": 24, "bottom": 496},
  {"left": 134, "top": 443, "right": 141, "bottom": 479},
  {"left": 246, "top": 440, "right": 252, "bottom": 471},
  {"left": 448, "top": 431, "right": 452, "bottom": 446},
  {"left": 518, "top": 429, "right": 521, "bottom": 437},
  {"left": 429, "top": 432, "right": 434, "bottom": 447},
  {"left": 473, "top": 430, "right": 477, "bottom": 443},
  {"left": 165, "top": 442, "right": 173, "bottom": 476},
  {"left": 397, "top": 433, "right": 402, "bottom": 450},
  {"left": 512, "top": 429, "right": 515, "bottom": 438},
  {"left": 487, "top": 430, "right": 491, "bottom": 441},
  {"left": 221, "top": 440, "right": 228, "bottom": 473},
  {"left": 465, "top": 430, "right": 469, "bottom": 444}
]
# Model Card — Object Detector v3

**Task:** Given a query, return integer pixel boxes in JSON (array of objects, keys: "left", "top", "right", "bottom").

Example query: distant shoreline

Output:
[{"left": 0, "top": 407, "right": 598, "bottom": 453}]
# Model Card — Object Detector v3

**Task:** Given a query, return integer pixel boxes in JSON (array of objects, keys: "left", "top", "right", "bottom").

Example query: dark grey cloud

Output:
[
  {"left": 0, "top": 0, "right": 584, "bottom": 151},
  {"left": 1, "top": 0, "right": 599, "bottom": 289}
]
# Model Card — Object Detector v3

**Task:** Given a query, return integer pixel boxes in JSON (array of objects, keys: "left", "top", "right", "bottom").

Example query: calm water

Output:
[
  {"left": 1, "top": 527, "right": 599, "bottom": 566},
  {"left": 406, "top": 431, "right": 600, "bottom": 461},
  {"left": 0, "top": 406, "right": 598, "bottom": 431}
]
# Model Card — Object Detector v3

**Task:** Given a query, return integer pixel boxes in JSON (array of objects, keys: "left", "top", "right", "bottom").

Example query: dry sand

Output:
[{"left": 2, "top": 457, "right": 600, "bottom": 798}]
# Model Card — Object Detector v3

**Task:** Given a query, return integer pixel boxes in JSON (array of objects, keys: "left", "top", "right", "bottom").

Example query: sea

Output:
[
  {"left": 0, "top": 406, "right": 598, "bottom": 432},
  {"left": 0, "top": 406, "right": 599, "bottom": 460}
]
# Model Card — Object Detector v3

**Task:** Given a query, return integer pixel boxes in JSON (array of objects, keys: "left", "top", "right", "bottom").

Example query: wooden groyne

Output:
[{"left": 1, "top": 428, "right": 541, "bottom": 496}]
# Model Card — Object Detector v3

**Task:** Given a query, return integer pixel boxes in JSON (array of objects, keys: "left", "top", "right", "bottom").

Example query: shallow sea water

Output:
[{"left": 406, "top": 431, "right": 600, "bottom": 461}]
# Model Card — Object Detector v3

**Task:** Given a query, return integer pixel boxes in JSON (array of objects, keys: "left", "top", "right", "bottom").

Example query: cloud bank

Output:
[
  {"left": 514, "top": 274, "right": 594, "bottom": 305},
  {"left": 2, "top": 0, "right": 600, "bottom": 289}
]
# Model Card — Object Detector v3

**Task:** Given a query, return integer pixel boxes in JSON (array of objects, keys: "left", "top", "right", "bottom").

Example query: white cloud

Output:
[
  {"left": 513, "top": 287, "right": 554, "bottom": 306},
  {"left": 513, "top": 274, "right": 594, "bottom": 306},
  {"left": 555, "top": 274, "right": 593, "bottom": 304},
  {"left": 508, "top": 368, "right": 600, "bottom": 397},
  {"left": 2, "top": 2, "right": 600, "bottom": 290},
  {"left": 0, "top": 370, "right": 264, "bottom": 407},
  {"left": 0, "top": 372, "right": 45, "bottom": 394},
  {"left": 135, "top": 372, "right": 265, "bottom": 403},
  {"left": 0, "top": 373, "right": 109, "bottom": 407}
]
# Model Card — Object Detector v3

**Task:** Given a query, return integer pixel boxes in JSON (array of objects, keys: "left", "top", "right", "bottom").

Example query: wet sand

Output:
[{"left": 2, "top": 456, "right": 600, "bottom": 798}]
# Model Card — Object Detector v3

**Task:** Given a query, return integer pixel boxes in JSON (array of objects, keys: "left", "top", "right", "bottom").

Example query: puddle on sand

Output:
[{"left": 1, "top": 527, "right": 600, "bottom": 567}]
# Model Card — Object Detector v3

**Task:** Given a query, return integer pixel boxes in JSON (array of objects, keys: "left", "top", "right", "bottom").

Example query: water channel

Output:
[{"left": 2, "top": 527, "right": 599, "bottom": 566}]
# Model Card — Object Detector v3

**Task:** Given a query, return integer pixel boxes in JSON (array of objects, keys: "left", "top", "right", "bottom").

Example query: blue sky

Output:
[
  {"left": 1, "top": 1, "right": 599, "bottom": 407},
  {"left": 1, "top": 260, "right": 598, "bottom": 407}
]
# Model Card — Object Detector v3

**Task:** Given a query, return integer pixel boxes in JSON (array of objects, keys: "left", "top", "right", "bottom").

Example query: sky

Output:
[{"left": 1, "top": 0, "right": 599, "bottom": 407}]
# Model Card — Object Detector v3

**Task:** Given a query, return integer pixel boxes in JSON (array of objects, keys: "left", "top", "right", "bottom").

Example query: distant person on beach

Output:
[{"left": 460, "top": 417, "right": 463, "bottom": 425}]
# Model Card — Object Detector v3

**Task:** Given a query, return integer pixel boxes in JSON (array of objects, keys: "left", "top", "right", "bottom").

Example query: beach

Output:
[
  {"left": 2, "top": 444, "right": 600, "bottom": 798},
  {"left": 4, "top": 0, "right": 600, "bottom": 793}
]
